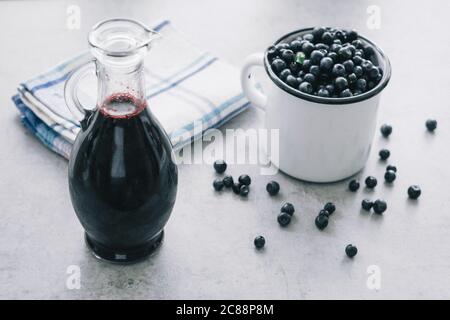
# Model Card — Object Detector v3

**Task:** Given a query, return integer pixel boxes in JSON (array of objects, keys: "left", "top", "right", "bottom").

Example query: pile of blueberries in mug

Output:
[{"left": 267, "top": 27, "right": 382, "bottom": 98}]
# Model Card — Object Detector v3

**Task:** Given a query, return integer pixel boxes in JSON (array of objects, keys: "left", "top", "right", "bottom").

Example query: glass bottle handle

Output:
[{"left": 64, "top": 60, "right": 97, "bottom": 126}]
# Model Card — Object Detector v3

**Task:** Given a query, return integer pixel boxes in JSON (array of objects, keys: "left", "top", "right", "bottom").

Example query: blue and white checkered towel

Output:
[{"left": 12, "top": 20, "right": 249, "bottom": 159}]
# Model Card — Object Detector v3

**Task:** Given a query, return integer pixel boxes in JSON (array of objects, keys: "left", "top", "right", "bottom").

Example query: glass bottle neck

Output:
[{"left": 95, "top": 57, "right": 147, "bottom": 118}]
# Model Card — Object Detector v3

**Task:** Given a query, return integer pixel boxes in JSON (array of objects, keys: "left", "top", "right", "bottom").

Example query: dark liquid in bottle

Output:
[{"left": 68, "top": 93, "right": 178, "bottom": 262}]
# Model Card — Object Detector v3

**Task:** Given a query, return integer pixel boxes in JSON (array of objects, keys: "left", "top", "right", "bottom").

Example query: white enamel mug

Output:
[{"left": 241, "top": 28, "right": 391, "bottom": 182}]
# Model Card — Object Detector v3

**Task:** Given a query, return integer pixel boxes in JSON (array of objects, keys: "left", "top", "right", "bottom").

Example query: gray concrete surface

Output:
[{"left": 1, "top": 0, "right": 450, "bottom": 299}]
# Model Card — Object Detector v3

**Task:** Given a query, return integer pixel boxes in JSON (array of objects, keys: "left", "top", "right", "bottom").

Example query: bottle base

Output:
[{"left": 84, "top": 230, "right": 164, "bottom": 264}]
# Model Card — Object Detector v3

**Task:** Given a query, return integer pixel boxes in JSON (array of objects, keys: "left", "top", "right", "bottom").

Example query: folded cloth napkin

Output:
[{"left": 12, "top": 20, "right": 249, "bottom": 159}]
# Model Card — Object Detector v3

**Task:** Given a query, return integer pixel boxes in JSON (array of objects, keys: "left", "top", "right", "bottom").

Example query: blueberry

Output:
[
  {"left": 408, "top": 185, "right": 421, "bottom": 199},
  {"left": 319, "top": 73, "right": 330, "bottom": 83},
  {"left": 355, "top": 78, "right": 367, "bottom": 91},
  {"left": 285, "top": 75, "right": 298, "bottom": 87},
  {"left": 325, "top": 84, "right": 335, "bottom": 94},
  {"left": 321, "top": 31, "right": 333, "bottom": 44},
  {"left": 309, "top": 65, "right": 320, "bottom": 77},
  {"left": 213, "top": 179, "right": 224, "bottom": 191},
  {"left": 348, "top": 179, "right": 360, "bottom": 192},
  {"left": 277, "top": 212, "right": 292, "bottom": 227},
  {"left": 363, "top": 45, "right": 375, "bottom": 57},
  {"left": 275, "top": 42, "right": 288, "bottom": 50},
  {"left": 271, "top": 58, "right": 286, "bottom": 74},
  {"left": 361, "top": 60, "right": 374, "bottom": 73},
  {"left": 330, "top": 43, "right": 342, "bottom": 53},
  {"left": 347, "top": 73, "right": 357, "bottom": 84},
  {"left": 266, "top": 181, "right": 280, "bottom": 196},
  {"left": 240, "top": 184, "right": 250, "bottom": 197},
  {"left": 343, "top": 60, "right": 355, "bottom": 73},
  {"left": 365, "top": 176, "right": 377, "bottom": 188},
  {"left": 267, "top": 46, "right": 278, "bottom": 60},
  {"left": 254, "top": 236, "right": 266, "bottom": 249},
  {"left": 299, "top": 82, "right": 313, "bottom": 94},
  {"left": 318, "top": 209, "right": 330, "bottom": 217},
  {"left": 301, "top": 42, "right": 315, "bottom": 56},
  {"left": 312, "top": 27, "right": 326, "bottom": 39},
  {"left": 338, "top": 47, "right": 352, "bottom": 60},
  {"left": 281, "top": 203, "right": 295, "bottom": 216},
  {"left": 315, "top": 214, "right": 329, "bottom": 230},
  {"left": 318, "top": 88, "right": 330, "bottom": 97},
  {"left": 319, "top": 57, "right": 334, "bottom": 72},
  {"left": 369, "top": 66, "right": 380, "bottom": 79},
  {"left": 345, "top": 244, "right": 358, "bottom": 258},
  {"left": 222, "top": 175, "right": 234, "bottom": 187},
  {"left": 310, "top": 50, "right": 325, "bottom": 64},
  {"left": 380, "top": 124, "right": 392, "bottom": 137},
  {"left": 279, "top": 68, "right": 292, "bottom": 80},
  {"left": 281, "top": 49, "right": 295, "bottom": 62},
  {"left": 353, "top": 55, "right": 364, "bottom": 65},
  {"left": 315, "top": 43, "right": 329, "bottom": 51},
  {"left": 386, "top": 165, "right": 397, "bottom": 173},
  {"left": 334, "top": 30, "right": 345, "bottom": 41},
  {"left": 290, "top": 40, "right": 303, "bottom": 52},
  {"left": 332, "top": 64, "right": 346, "bottom": 77},
  {"left": 373, "top": 199, "right": 387, "bottom": 214},
  {"left": 339, "top": 89, "right": 352, "bottom": 98},
  {"left": 303, "top": 73, "right": 316, "bottom": 83},
  {"left": 426, "top": 119, "right": 437, "bottom": 132},
  {"left": 303, "top": 33, "right": 314, "bottom": 42},
  {"left": 334, "top": 77, "right": 348, "bottom": 91},
  {"left": 367, "top": 81, "right": 376, "bottom": 90},
  {"left": 289, "top": 62, "right": 300, "bottom": 74},
  {"left": 361, "top": 199, "right": 373, "bottom": 211},
  {"left": 327, "top": 51, "right": 338, "bottom": 62},
  {"left": 238, "top": 174, "right": 251, "bottom": 186},
  {"left": 384, "top": 170, "right": 396, "bottom": 183},
  {"left": 302, "top": 59, "right": 312, "bottom": 72},
  {"left": 324, "top": 202, "right": 336, "bottom": 214},
  {"left": 354, "top": 65, "right": 363, "bottom": 77},
  {"left": 232, "top": 182, "right": 241, "bottom": 194},
  {"left": 213, "top": 160, "right": 227, "bottom": 173},
  {"left": 352, "top": 39, "right": 364, "bottom": 49},
  {"left": 379, "top": 149, "right": 390, "bottom": 160}
]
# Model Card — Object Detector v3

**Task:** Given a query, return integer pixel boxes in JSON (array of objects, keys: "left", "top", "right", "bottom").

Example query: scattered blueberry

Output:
[
  {"left": 213, "top": 179, "right": 224, "bottom": 191},
  {"left": 365, "top": 176, "right": 377, "bottom": 189},
  {"left": 384, "top": 170, "right": 396, "bottom": 183},
  {"left": 222, "top": 175, "right": 234, "bottom": 188},
  {"left": 348, "top": 179, "right": 360, "bottom": 192},
  {"left": 277, "top": 212, "right": 292, "bottom": 227},
  {"left": 254, "top": 236, "right": 266, "bottom": 249},
  {"left": 232, "top": 182, "right": 241, "bottom": 195},
  {"left": 386, "top": 165, "right": 397, "bottom": 173},
  {"left": 324, "top": 202, "right": 336, "bottom": 214},
  {"left": 281, "top": 203, "right": 295, "bottom": 216},
  {"left": 238, "top": 174, "right": 251, "bottom": 186},
  {"left": 315, "top": 214, "right": 329, "bottom": 230},
  {"left": 373, "top": 199, "right": 387, "bottom": 214},
  {"left": 240, "top": 185, "right": 250, "bottom": 197},
  {"left": 266, "top": 181, "right": 280, "bottom": 196},
  {"left": 408, "top": 185, "right": 421, "bottom": 199},
  {"left": 345, "top": 244, "right": 358, "bottom": 258},
  {"left": 426, "top": 119, "right": 437, "bottom": 132},
  {"left": 379, "top": 149, "right": 391, "bottom": 160},
  {"left": 361, "top": 199, "right": 373, "bottom": 211},
  {"left": 213, "top": 160, "right": 227, "bottom": 174},
  {"left": 318, "top": 209, "right": 330, "bottom": 217}
]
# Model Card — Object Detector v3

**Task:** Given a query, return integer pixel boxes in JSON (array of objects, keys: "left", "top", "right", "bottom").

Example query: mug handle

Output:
[
  {"left": 240, "top": 53, "right": 268, "bottom": 110},
  {"left": 64, "top": 60, "right": 97, "bottom": 130}
]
